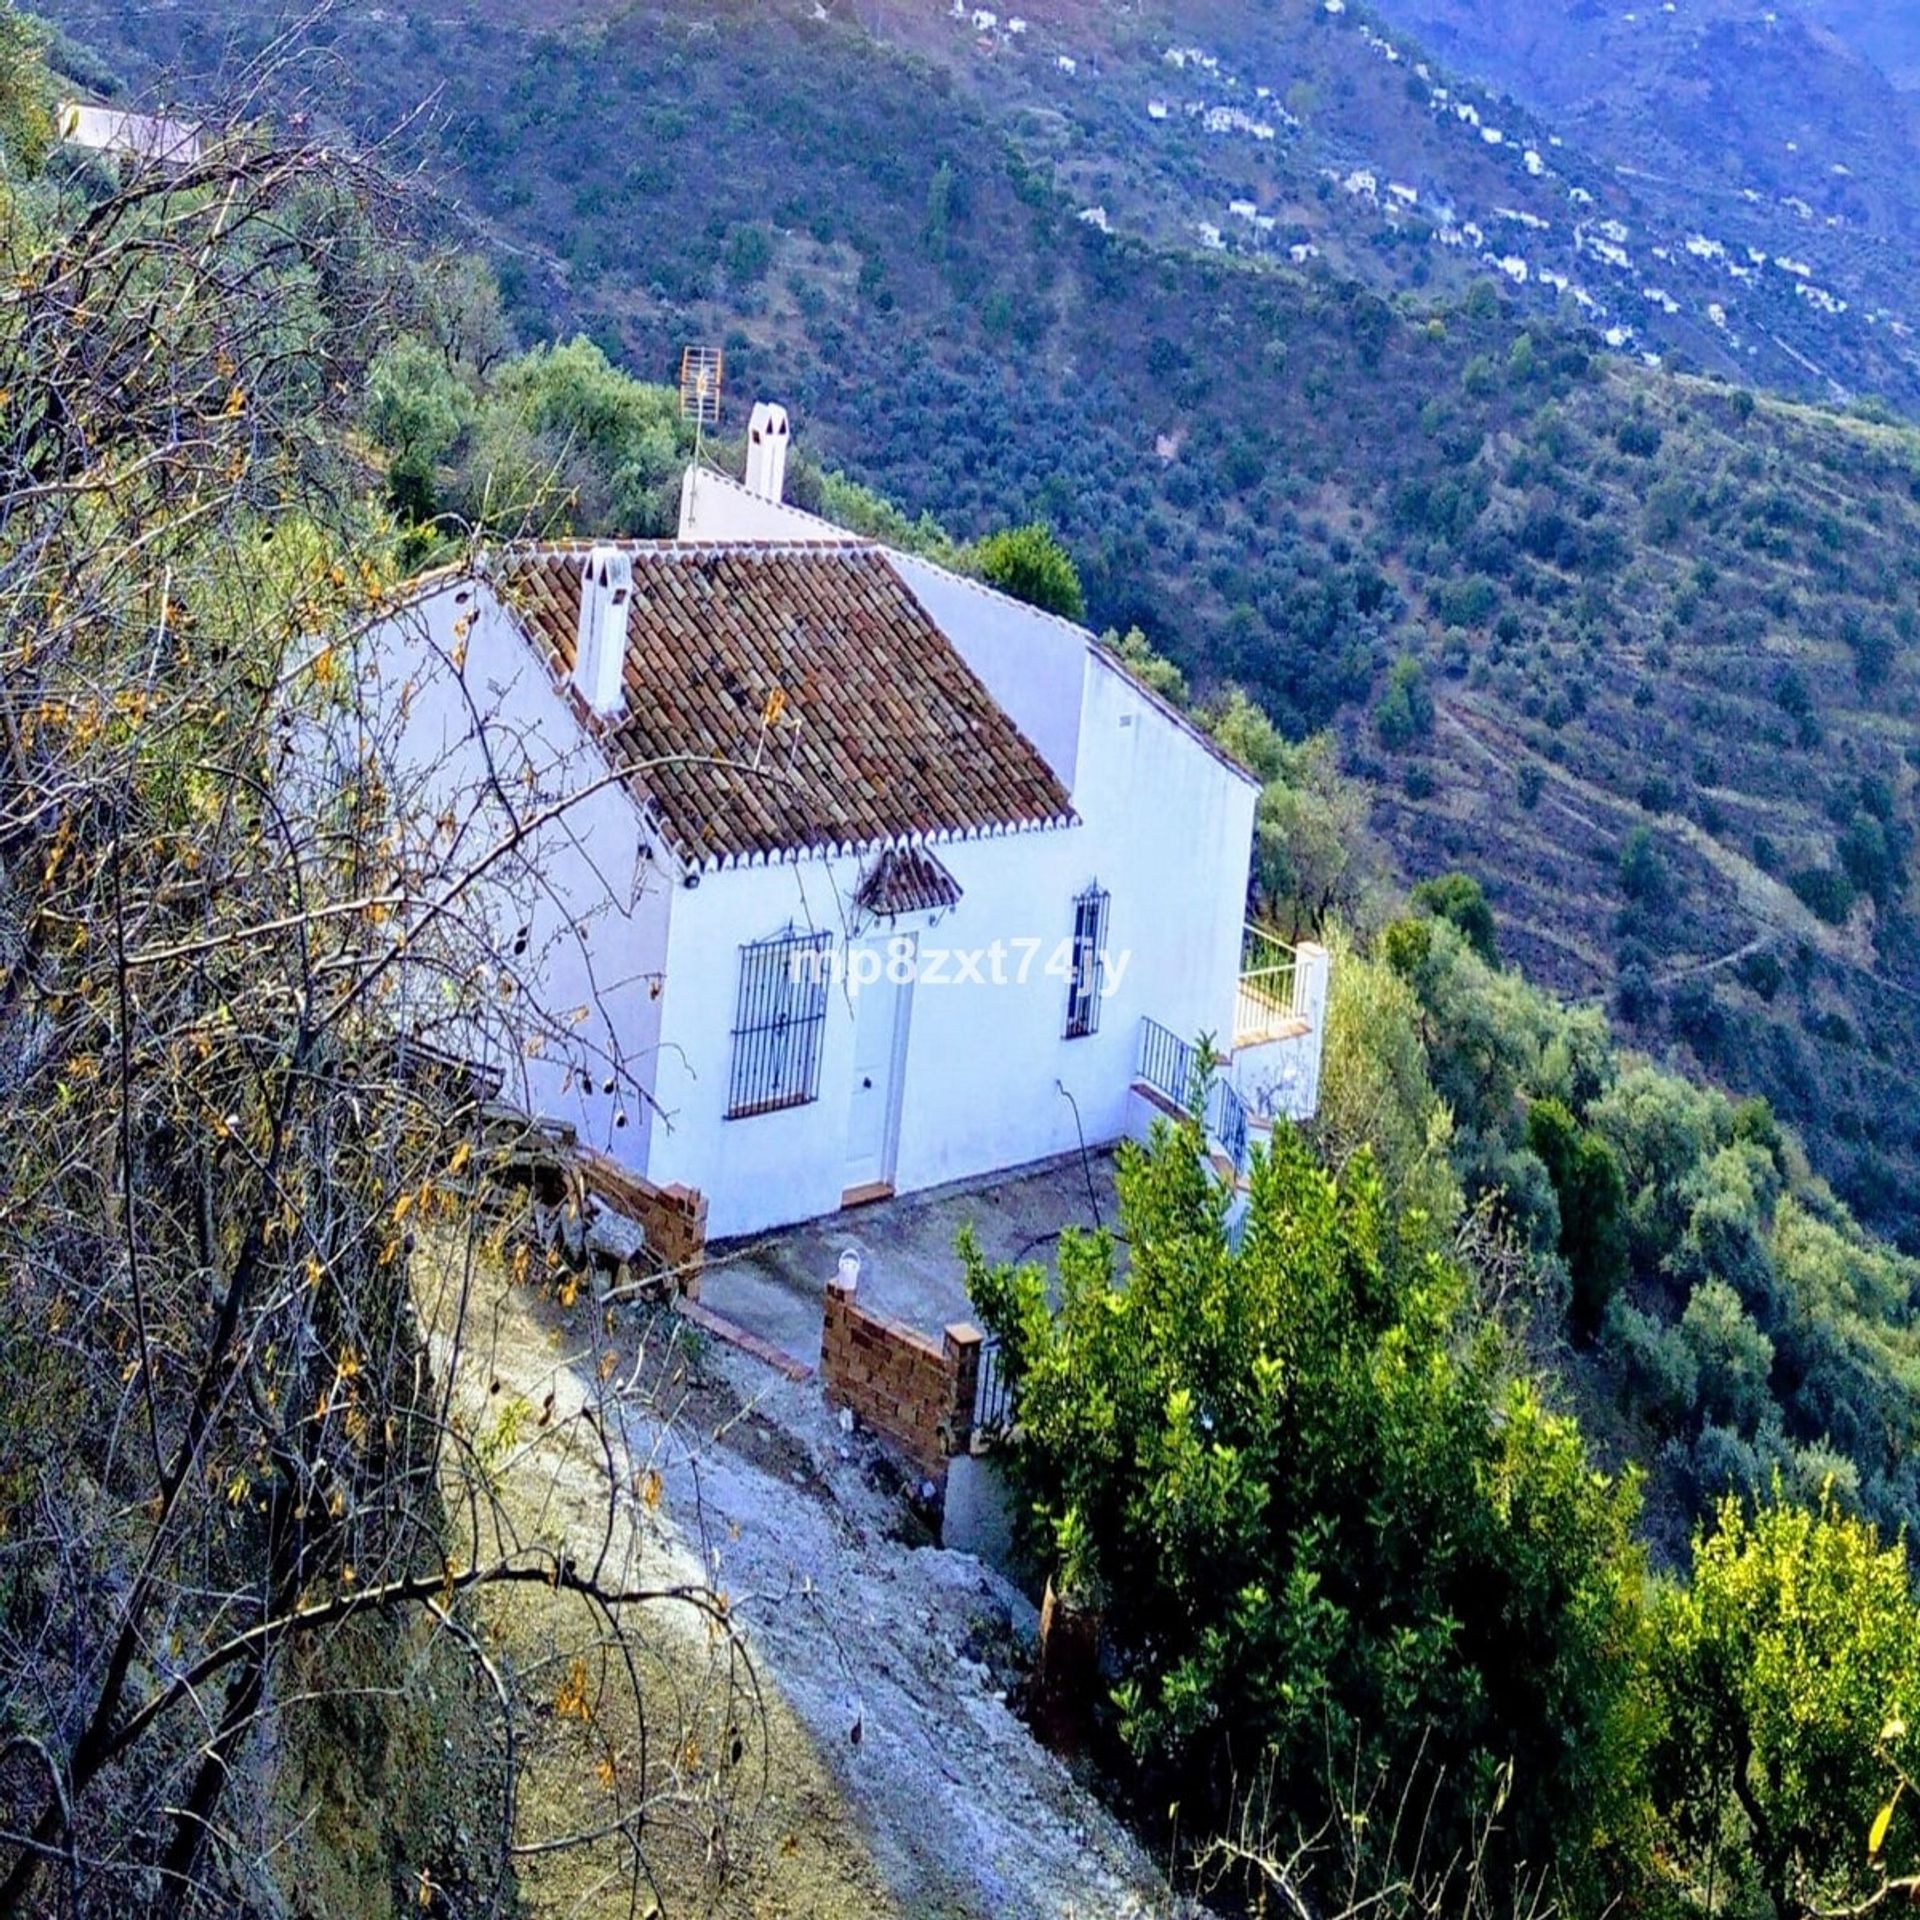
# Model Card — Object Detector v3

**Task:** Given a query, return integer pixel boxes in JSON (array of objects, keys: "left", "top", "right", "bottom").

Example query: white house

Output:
[
  {"left": 57, "top": 103, "right": 203, "bottom": 168},
  {"left": 345, "top": 412, "right": 1326, "bottom": 1240}
]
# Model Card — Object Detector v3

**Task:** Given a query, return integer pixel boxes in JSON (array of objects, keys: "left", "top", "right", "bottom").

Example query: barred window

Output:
[
  {"left": 1064, "top": 883, "right": 1110, "bottom": 1039},
  {"left": 727, "top": 927, "right": 832, "bottom": 1118}
]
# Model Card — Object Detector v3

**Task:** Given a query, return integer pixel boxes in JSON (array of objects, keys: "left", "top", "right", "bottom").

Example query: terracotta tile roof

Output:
[
  {"left": 498, "top": 544, "right": 1074, "bottom": 868},
  {"left": 855, "top": 845, "right": 964, "bottom": 917}
]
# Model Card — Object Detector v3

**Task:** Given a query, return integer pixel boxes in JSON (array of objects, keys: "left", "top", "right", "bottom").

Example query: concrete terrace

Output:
[{"left": 691, "top": 1149, "right": 1120, "bottom": 1372}]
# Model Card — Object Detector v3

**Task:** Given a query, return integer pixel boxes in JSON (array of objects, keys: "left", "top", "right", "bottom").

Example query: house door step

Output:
[{"left": 840, "top": 1180, "right": 896, "bottom": 1211}]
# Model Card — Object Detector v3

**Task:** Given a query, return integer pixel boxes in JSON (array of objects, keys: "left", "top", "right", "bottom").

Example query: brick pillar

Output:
[
  {"left": 657, "top": 1184, "right": 708, "bottom": 1297},
  {"left": 941, "top": 1322, "right": 983, "bottom": 1457},
  {"left": 821, "top": 1278, "right": 854, "bottom": 1399}
]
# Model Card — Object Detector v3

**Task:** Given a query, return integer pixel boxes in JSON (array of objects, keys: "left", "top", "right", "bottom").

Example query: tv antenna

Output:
[{"left": 679, "top": 345, "right": 724, "bottom": 465}]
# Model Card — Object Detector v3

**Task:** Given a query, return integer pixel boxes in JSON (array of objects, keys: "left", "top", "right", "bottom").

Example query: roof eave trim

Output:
[{"left": 679, "top": 805, "right": 1079, "bottom": 875}]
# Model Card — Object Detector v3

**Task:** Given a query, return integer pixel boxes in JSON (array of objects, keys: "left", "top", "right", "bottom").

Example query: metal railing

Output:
[
  {"left": 1136, "top": 1017, "right": 1254, "bottom": 1174},
  {"left": 974, "top": 1337, "right": 1013, "bottom": 1438},
  {"left": 1235, "top": 922, "right": 1301, "bottom": 1046}
]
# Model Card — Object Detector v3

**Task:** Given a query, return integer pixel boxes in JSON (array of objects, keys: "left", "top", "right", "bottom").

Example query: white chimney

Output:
[
  {"left": 743, "top": 402, "right": 791, "bottom": 504},
  {"left": 574, "top": 545, "right": 632, "bottom": 717}
]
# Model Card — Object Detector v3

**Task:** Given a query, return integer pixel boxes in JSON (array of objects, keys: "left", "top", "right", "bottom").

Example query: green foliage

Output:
[
  {"left": 815, "top": 470, "right": 965, "bottom": 565},
  {"left": 1102, "top": 625, "right": 1187, "bottom": 705},
  {"left": 1411, "top": 870, "right": 1499, "bottom": 967},
  {"left": 1314, "top": 926, "right": 1462, "bottom": 1265},
  {"left": 1617, "top": 826, "right": 1672, "bottom": 909},
  {"left": 1649, "top": 1496, "right": 1920, "bottom": 1917},
  {"left": 1605, "top": 1298, "right": 1699, "bottom": 1432},
  {"left": 723, "top": 222, "right": 773, "bottom": 284},
  {"left": 1788, "top": 864, "right": 1856, "bottom": 924},
  {"left": 1248, "top": 733, "right": 1374, "bottom": 936},
  {"left": 968, "top": 520, "right": 1085, "bottom": 620},
  {"left": 0, "top": 10, "right": 53, "bottom": 176},
  {"left": 363, "top": 331, "right": 697, "bottom": 540},
  {"left": 1373, "top": 653, "right": 1433, "bottom": 750},
  {"left": 964, "top": 1120, "right": 1648, "bottom": 1906},
  {"left": 1527, "top": 1099, "right": 1630, "bottom": 1342},
  {"left": 1678, "top": 1279, "right": 1775, "bottom": 1434},
  {"left": 365, "top": 338, "right": 473, "bottom": 521}
]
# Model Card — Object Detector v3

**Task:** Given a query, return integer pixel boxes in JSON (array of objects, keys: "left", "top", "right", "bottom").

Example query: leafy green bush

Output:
[
  {"left": 968, "top": 521, "right": 1085, "bottom": 620},
  {"left": 1649, "top": 1496, "right": 1920, "bottom": 1918},
  {"left": 964, "top": 1120, "right": 1648, "bottom": 1907},
  {"left": 1410, "top": 870, "right": 1500, "bottom": 967},
  {"left": 1373, "top": 653, "right": 1433, "bottom": 750},
  {"left": 1788, "top": 864, "right": 1856, "bottom": 924},
  {"left": 1678, "top": 1278, "right": 1775, "bottom": 1434}
]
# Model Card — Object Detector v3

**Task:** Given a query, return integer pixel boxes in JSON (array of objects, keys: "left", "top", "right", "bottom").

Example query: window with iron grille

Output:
[
  {"left": 1064, "top": 883, "right": 1110, "bottom": 1039},
  {"left": 727, "top": 927, "right": 833, "bottom": 1118}
]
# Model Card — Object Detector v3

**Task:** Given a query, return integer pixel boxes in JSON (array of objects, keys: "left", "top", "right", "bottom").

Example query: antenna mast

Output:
[{"left": 679, "top": 344, "right": 725, "bottom": 467}]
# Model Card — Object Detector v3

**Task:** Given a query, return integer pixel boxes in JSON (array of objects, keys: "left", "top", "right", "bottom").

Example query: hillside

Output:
[{"left": 36, "top": 0, "right": 1920, "bottom": 1249}]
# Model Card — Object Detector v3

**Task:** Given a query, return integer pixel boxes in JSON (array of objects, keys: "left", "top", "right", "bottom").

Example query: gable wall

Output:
[{"left": 353, "top": 580, "right": 674, "bottom": 1166}]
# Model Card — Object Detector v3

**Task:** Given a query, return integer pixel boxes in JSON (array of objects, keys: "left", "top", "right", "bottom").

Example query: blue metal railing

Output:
[{"left": 1136, "top": 1018, "right": 1253, "bottom": 1174}]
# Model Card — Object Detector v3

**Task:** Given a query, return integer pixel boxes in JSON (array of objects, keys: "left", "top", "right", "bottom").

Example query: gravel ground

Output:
[{"left": 428, "top": 1254, "right": 1200, "bottom": 1920}]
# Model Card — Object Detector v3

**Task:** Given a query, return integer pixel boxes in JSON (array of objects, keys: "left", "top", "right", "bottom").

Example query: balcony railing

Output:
[
  {"left": 1236, "top": 922, "right": 1303, "bottom": 1046},
  {"left": 1136, "top": 1017, "right": 1254, "bottom": 1174}
]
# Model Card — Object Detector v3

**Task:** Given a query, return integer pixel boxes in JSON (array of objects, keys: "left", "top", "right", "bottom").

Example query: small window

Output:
[
  {"left": 728, "top": 927, "right": 832, "bottom": 1118},
  {"left": 1064, "top": 883, "right": 1110, "bottom": 1039}
]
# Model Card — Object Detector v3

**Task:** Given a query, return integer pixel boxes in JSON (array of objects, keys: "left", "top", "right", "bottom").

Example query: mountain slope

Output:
[{"left": 41, "top": 0, "right": 1920, "bottom": 1246}]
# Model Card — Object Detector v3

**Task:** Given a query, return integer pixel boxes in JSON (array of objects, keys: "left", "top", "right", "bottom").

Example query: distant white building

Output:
[
  {"left": 58, "top": 102, "right": 201, "bottom": 167},
  {"left": 345, "top": 417, "right": 1327, "bottom": 1239}
]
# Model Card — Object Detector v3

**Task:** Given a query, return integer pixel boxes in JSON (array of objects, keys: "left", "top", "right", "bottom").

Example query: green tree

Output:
[
  {"left": 964, "top": 1120, "right": 1648, "bottom": 1907},
  {"left": 1373, "top": 653, "right": 1433, "bottom": 751},
  {"left": 970, "top": 521, "right": 1085, "bottom": 620},
  {"left": 1649, "top": 1495, "right": 1920, "bottom": 1918},
  {"left": 1679, "top": 1278, "right": 1775, "bottom": 1434},
  {"left": 1102, "top": 624, "right": 1187, "bottom": 704},
  {"left": 1412, "top": 870, "right": 1500, "bottom": 967},
  {"left": 0, "top": 11, "right": 53, "bottom": 176},
  {"left": 1527, "top": 1098, "right": 1631, "bottom": 1342},
  {"left": 923, "top": 158, "right": 955, "bottom": 255},
  {"left": 1618, "top": 826, "right": 1672, "bottom": 910},
  {"left": 724, "top": 221, "right": 773, "bottom": 283},
  {"left": 1314, "top": 927, "right": 1463, "bottom": 1268},
  {"left": 365, "top": 337, "right": 475, "bottom": 521}
]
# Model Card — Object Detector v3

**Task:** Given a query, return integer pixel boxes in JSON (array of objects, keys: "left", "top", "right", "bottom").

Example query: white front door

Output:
[{"left": 843, "top": 935, "right": 913, "bottom": 1197}]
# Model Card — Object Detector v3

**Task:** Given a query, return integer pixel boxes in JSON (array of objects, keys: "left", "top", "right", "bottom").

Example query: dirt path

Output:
[{"left": 422, "top": 1249, "right": 1194, "bottom": 1919}]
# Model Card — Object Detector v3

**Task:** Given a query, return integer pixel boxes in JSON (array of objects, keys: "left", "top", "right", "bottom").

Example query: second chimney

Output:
[
  {"left": 744, "top": 401, "right": 791, "bottom": 504},
  {"left": 574, "top": 545, "right": 632, "bottom": 717}
]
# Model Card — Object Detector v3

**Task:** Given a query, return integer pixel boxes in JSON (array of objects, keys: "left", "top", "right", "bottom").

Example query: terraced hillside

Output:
[{"left": 39, "top": 0, "right": 1920, "bottom": 1243}]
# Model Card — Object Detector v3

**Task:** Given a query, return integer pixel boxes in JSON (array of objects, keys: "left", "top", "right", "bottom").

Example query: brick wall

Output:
[
  {"left": 821, "top": 1280, "right": 982, "bottom": 1478},
  {"left": 577, "top": 1149, "right": 709, "bottom": 1294}
]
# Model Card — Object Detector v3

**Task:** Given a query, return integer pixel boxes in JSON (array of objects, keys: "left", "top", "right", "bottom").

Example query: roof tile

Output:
[{"left": 498, "top": 544, "right": 1073, "bottom": 866}]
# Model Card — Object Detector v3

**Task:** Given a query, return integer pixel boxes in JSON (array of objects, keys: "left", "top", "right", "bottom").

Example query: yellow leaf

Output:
[
  {"left": 639, "top": 1469, "right": 663, "bottom": 1511},
  {"left": 447, "top": 1141, "right": 472, "bottom": 1176},
  {"left": 1870, "top": 1797, "right": 1897, "bottom": 1859},
  {"left": 555, "top": 1659, "right": 592, "bottom": 1722}
]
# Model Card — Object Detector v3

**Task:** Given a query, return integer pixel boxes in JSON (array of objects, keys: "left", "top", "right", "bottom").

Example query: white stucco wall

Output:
[
  {"left": 348, "top": 578, "right": 674, "bottom": 1166},
  {"left": 677, "top": 466, "right": 860, "bottom": 546}
]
